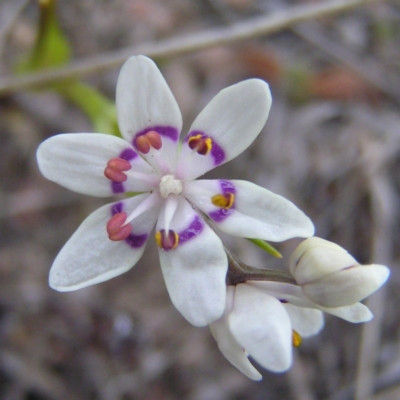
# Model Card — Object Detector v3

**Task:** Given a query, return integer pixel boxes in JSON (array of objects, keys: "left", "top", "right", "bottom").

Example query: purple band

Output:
[
  {"left": 186, "top": 131, "right": 225, "bottom": 165},
  {"left": 110, "top": 202, "right": 148, "bottom": 248},
  {"left": 209, "top": 180, "right": 236, "bottom": 223},
  {"left": 125, "top": 233, "right": 148, "bottom": 248},
  {"left": 111, "top": 182, "right": 124, "bottom": 194},
  {"left": 111, "top": 202, "right": 124, "bottom": 215},
  {"left": 220, "top": 180, "right": 236, "bottom": 195},
  {"left": 120, "top": 148, "right": 137, "bottom": 161},
  {"left": 133, "top": 126, "right": 179, "bottom": 146},
  {"left": 178, "top": 216, "right": 203, "bottom": 245}
]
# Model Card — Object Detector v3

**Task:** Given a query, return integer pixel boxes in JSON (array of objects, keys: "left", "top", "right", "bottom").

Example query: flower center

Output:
[{"left": 159, "top": 174, "right": 183, "bottom": 199}]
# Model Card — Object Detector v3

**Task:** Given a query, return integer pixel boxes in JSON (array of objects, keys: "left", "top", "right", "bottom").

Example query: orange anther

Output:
[
  {"left": 107, "top": 158, "right": 132, "bottom": 171},
  {"left": 135, "top": 131, "right": 162, "bottom": 154},
  {"left": 104, "top": 167, "right": 127, "bottom": 182},
  {"left": 104, "top": 158, "right": 131, "bottom": 182},
  {"left": 145, "top": 131, "right": 162, "bottom": 150},
  {"left": 106, "top": 212, "right": 132, "bottom": 241}
]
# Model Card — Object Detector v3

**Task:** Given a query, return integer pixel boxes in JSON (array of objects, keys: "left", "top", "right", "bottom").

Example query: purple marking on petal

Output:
[
  {"left": 186, "top": 131, "right": 226, "bottom": 165},
  {"left": 178, "top": 216, "right": 204, "bottom": 245},
  {"left": 125, "top": 233, "right": 148, "bottom": 248},
  {"left": 119, "top": 148, "right": 137, "bottom": 161},
  {"left": 209, "top": 208, "right": 234, "bottom": 222},
  {"left": 133, "top": 126, "right": 179, "bottom": 146},
  {"left": 220, "top": 179, "right": 236, "bottom": 195},
  {"left": 112, "top": 181, "right": 125, "bottom": 194},
  {"left": 111, "top": 202, "right": 123, "bottom": 215}
]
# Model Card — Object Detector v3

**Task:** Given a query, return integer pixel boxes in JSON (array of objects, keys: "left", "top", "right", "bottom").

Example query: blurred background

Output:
[{"left": 0, "top": 0, "right": 400, "bottom": 399}]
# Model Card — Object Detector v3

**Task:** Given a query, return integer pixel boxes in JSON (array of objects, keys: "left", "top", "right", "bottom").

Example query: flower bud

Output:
[{"left": 289, "top": 237, "right": 390, "bottom": 308}]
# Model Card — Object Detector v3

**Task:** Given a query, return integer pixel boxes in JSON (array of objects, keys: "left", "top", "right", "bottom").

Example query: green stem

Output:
[{"left": 226, "top": 249, "right": 297, "bottom": 286}]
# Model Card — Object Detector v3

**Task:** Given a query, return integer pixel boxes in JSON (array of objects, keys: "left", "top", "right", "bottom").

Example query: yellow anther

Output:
[
  {"left": 155, "top": 229, "right": 179, "bottom": 251},
  {"left": 188, "top": 134, "right": 213, "bottom": 155},
  {"left": 211, "top": 192, "right": 235, "bottom": 209},
  {"left": 292, "top": 330, "right": 302, "bottom": 347}
]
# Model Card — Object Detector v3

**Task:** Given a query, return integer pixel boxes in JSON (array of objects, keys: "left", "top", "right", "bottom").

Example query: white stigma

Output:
[{"left": 159, "top": 174, "right": 183, "bottom": 198}]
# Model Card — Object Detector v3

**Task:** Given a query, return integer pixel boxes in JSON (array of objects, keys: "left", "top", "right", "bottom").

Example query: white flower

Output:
[
  {"left": 289, "top": 237, "right": 390, "bottom": 307},
  {"left": 36, "top": 55, "right": 314, "bottom": 327},
  {"left": 210, "top": 282, "right": 324, "bottom": 380},
  {"left": 210, "top": 278, "right": 377, "bottom": 380}
]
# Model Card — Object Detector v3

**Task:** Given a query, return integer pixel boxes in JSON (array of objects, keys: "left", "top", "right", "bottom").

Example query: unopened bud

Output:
[{"left": 289, "top": 237, "right": 390, "bottom": 308}]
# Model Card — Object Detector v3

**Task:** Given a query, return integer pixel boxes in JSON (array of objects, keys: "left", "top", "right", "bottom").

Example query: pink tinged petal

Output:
[
  {"left": 210, "top": 288, "right": 262, "bottom": 381},
  {"left": 184, "top": 180, "right": 314, "bottom": 241},
  {"left": 116, "top": 55, "right": 182, "bottom": 173},
  {"left": 301, "top": 264, "right": 390, "bottom": 308},
  {"left": 283, "top": 304, "right": 324, "bottom": 338},
  {"left": 157, "top": 197, "right": 228, "bottom": 327},
  {"left": 176, "top": 79, "right": 272, "bottom": 180},
  {"left": 49, "top": 194, "right": 160, "bottom": 291},
  {"left": 37, "top": 133, "right": 157, "bottom": 197},
  {"left": 229, "top": 284, "right": 292, "bottom": 373}
]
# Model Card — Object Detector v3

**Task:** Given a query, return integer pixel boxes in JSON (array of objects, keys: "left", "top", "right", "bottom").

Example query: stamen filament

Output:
[{"left": 124, "top": 192, "right": 161, "bottom": 225}]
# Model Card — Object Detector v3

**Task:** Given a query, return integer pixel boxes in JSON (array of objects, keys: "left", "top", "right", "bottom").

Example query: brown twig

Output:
[{"left": 0, "top": 0, "right": 376, "bottom": 95}]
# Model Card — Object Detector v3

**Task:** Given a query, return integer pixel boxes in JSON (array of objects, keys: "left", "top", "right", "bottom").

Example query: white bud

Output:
[{"left": 289, "top": 237, "right": 390, "bottom": 307}]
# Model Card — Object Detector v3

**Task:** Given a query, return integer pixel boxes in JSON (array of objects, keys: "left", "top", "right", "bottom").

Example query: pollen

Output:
[
  {"left": 106, "top": 212, "right": 132, "bottom": 241},
  {"left": 188, "top": 134, "right": 212, "bottom": 155},
  {"left": 211, "top": 192, "right": 235, "bottom": 209},
  {"left": 135, "top": 130, "right": 162, "bottom": 154},
  {"left": 104, "top": 158, "right": 132, "bottom": 182},
  {"left": 155, "top": 229, "right": 179, "bottom": 251},
  {"left": 292, "top": 330, "right": 302, "bottom": 347}
]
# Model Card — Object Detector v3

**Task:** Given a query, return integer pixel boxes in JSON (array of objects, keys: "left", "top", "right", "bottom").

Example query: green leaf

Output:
[
  {"left": 16, "top": 0, "right": 120, "bottom": 137},
  {"left": 247, "top": 238, "right": 282, "bottom": 258},
  {"left": 18, "top": 0, "right": 71, "bottom": 73},
  {"left": 57, "top": 81, "right": 120, "bottom": 136}
]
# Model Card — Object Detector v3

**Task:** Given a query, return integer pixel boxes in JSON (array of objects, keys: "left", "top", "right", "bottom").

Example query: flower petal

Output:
[
  {"left": 157, "top": 197, "right": 228, "bottom": 327},
  {"left": 49, "top": 194, "right": 160, "bottom": 291},
  {"left": 248, "top": 281, "right": 373, "bottom": 323},
  {"left": 116, "top": 55, "right": 182, "bottom": 174},
  {"left": 176, "top": 79, "right": 272, "bottom": 180},
  {"left": 317, "top": 302, "right": 373, "bottom": 323},
  {"left": 229, "top": 283, "right": 292, "bottom": 373},
  {"left": 301, "top": 264, "right": 390, "bottom": 307},
  {"left": 210, "top": 287, "right": 262, "bottom": 381},
  {"left": 184, "top": 180, "right": 314, "bottom": 241},
  {"left": 283, "top": 304, "right": 324, "bottom": 338},
  {"left": 37, "top": 133, "right": 157, "bottom": 197}
]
